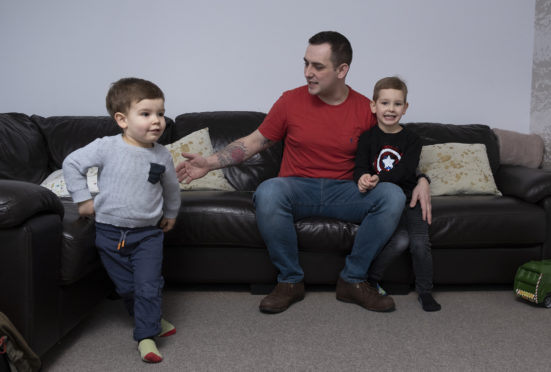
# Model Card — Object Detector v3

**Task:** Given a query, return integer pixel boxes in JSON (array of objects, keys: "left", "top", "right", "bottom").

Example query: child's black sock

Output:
[{"left": 418, "top": 293, "right": 441, "bottom": 312}]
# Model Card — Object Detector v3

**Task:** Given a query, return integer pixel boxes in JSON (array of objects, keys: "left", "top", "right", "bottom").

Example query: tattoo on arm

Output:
[
  {"left": 216, "top": 137, "right": 275, "bottom": 167},
  {"left": 217, "top": 141, "right": 247, "bottom": 167}
]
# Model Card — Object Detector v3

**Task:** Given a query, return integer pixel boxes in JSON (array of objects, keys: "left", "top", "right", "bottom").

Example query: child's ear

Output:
[
  {"left": 370, "top": 100, "right": 377, "bottom": 114},
  {"left": 114, "top": 112, "right": 127, "bottom": 130},
  {"left": 403, "top": 102, "right": 409, "bottom": 115}
]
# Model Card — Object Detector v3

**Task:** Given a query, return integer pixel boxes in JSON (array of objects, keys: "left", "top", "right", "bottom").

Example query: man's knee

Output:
[
  {"left": 254, "top": 178, "right": 278, "bottom": 200},
  {"left": 377, "top": 182, "right": 406, "bottom": 214},
  {"left": 381, "top": 182, "right": 406, "bottom": 203},
  {"left": 254, "top": 178, "right": 292, "bottom": 208}
]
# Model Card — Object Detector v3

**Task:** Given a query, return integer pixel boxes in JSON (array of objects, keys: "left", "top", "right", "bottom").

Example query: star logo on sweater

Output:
[
  {"left": 382, "top": 155, "right": 395, "bottom": 170},
  {"left": 375, "top": 145, "right": 402, "bottom": 173}
]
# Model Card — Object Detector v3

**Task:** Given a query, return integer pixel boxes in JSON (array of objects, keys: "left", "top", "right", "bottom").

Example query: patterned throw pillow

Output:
[
  {"left": 418, "top": 143, "right": 501, "bottom": 196},
  {"left": 165, "top": 128, "right": 235, "bottom": 191},
  {"left": 40, "top": 167, "right": 99, "bottom": 198}
]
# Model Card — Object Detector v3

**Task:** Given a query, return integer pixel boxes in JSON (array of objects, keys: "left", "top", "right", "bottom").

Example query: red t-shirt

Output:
[{"left": 258, "top": 85, "right": 376, "bottom": 180}]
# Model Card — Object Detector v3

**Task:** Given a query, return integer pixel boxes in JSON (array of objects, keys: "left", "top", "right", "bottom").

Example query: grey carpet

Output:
[{"left": 41, "top": 285, "right": 551, "bottom": 371}]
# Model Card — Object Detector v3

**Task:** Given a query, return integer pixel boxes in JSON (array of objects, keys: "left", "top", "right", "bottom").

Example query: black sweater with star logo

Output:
[{"left": 353, "top": 124, "right": 421, "bottom": 200}]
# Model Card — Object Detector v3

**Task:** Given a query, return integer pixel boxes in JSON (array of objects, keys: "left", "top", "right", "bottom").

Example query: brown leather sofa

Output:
[{"left": 1, "top": 111, "right": 550, "bottom": 357}]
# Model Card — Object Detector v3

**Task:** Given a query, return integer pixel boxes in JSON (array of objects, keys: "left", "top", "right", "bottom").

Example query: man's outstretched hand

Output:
[{"left": 176, "top": 152, "right": 210, "bottom": 183}]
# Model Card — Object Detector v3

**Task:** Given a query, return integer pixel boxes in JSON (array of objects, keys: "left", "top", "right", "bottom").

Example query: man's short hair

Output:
[
  {"left": 372, "top": 76, "right": 408, "bottom": 102},
  {"left": 106, "top": 77, "right": 164, "bottom": 117},
  {"left": 308, "top": 31, "right": 353, "bottom": 68}
]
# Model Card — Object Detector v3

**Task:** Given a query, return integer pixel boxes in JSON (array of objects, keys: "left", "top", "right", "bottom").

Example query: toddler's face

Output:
[{"left": 120, "top": 98, "right": 166, "bottom": 148}]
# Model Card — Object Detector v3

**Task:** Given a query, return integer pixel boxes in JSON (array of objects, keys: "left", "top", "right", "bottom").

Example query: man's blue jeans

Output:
[{"left": 253, "top": 177, "right": 405, "bottom": 283}]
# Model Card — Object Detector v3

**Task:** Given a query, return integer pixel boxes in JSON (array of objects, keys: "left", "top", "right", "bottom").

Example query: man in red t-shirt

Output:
[{"left": 177, "top": 31, "right": 431, "bottom": 314}]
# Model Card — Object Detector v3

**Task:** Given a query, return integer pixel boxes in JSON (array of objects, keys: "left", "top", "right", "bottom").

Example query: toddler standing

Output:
[{"left": 63, "top": 77, "right": 181, "bottom": 362}]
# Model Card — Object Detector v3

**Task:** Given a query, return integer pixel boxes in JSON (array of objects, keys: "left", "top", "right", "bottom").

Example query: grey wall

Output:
[
  {"left": 531, "top": 0, "right": 551, "bottom": 169},
  {"left": 0, "top": 0, "right": 536, "bottom": 134}
]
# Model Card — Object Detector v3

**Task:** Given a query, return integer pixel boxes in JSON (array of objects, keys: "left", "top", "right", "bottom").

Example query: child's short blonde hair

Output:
[{"left": 106, "top": 77, "right": 164, "bottom": 117}]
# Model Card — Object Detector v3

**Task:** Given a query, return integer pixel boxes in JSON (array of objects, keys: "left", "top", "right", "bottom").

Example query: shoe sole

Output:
[
  {"left": 259, "top": 295, "right": 305, "bottom": 314},
  {"left": 336, "top": 295, "right": 395, "bottom": 312}
]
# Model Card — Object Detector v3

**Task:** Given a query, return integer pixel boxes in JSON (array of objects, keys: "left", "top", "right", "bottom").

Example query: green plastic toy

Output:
[{"left": 514, "top": 259, "right": 551, "bottom": 308}]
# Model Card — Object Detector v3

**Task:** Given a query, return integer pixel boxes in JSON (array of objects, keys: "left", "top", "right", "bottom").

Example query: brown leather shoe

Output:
[
  {"left": 336, "top": 277, "right": 395, "bottom": 312},
  {"left": 259, "top": 282, "right": 305, "bottom": 313}
]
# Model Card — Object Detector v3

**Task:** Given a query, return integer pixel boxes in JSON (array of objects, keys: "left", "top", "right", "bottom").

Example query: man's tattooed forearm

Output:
[{"left": 217, "top": 141, "right": 247, "bottom": 167}]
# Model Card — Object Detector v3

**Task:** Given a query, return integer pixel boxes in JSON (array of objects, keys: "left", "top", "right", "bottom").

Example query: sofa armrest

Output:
[
  {"left": 0, "top": 213, "right": 63, "bottom": 355},
  {"left": 0, "top": 180, "right": 64, "bottom": 228},
  {"left": 495, "top": 165, "right": 551, "bottom": 203}
]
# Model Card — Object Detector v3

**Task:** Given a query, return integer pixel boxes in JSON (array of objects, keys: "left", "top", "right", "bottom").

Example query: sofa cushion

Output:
[
  {"left": 167, "top": 191, "right": 358, "bottom": 253},
  {"left": 405, "top": 123, "right": 500, "bottom": 176},
  {"left": 0, "top": 113, "right": 50, "bottom": 183},
  {"left": 428, "top": 195, "right": 546, "bottom": 248},
  {"left": 167, "top": 191, "right": 265, "bottom": 247},
  {"left": 174, "top": 112, "right": 282, "bottom": 191},
  {"left": 167, "top": 191, "right": 546, "bottom": 257}
]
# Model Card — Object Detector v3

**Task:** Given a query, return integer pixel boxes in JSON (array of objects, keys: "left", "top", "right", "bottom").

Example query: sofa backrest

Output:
[
  {"left": 33, "top": 115, "right": 122, "bottom": 170},
  {"left": 405, "top": 122, "right": 500, "bottom": 176},
  {"left": 0, "top": 113, "right": 50, "bottom": 184},
  {"left": 32, "top": 115, "right": 175, "bottom": 171},
  {"left": 173, "top": 111, "right": 283, "bottom": 191},
  {"left": 1, "top": 111, "right": 498, "bottom": 189}
]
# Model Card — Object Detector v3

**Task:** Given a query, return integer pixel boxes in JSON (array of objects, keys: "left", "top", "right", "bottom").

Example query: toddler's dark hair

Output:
[{"left": 106, "top": 77, "right": 164, "bottom": 117}]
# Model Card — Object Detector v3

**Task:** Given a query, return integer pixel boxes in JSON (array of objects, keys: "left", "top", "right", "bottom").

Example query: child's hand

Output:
[
  {"left": 77, "top": 199, "right": 95, "bottom": 217},
  {"left": 159, "top": 217, "right": 176, "bottom": 232},
  {"left": 358, "top": 174, "right": 379, "bottom": 193},
  {"left": 367, "top": 174, "right": 380, "bottom": 189},
  {"left": 358, "top": 174, "right": 372, "bottom": 193}
]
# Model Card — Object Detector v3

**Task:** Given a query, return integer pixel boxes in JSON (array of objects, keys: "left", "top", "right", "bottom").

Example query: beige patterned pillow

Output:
[
  {"left": 165, "top": 128, "right": 235, "bottom": 191},
  {"left": 41, "top": 167, "right": 99, "bottom": 197},
  {"left": 419, "top": 143, "right": 501, "bottom": 196}
]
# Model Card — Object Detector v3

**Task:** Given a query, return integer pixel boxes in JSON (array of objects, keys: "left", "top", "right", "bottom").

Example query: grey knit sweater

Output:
[{"left": 62, "top": 134, "right": 181, "bottom": 228}]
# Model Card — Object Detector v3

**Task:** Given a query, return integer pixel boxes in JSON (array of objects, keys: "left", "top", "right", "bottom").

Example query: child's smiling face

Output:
[
  {"left": 370, "top": 88, "right": 409, "bottom": 133},
  {"left": 116, "top": 98, "right": 166, "bottom": 148}
]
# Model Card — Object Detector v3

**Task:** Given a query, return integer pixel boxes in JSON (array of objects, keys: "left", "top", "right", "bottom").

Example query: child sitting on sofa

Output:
[
  {"left": 354, "top": 76, "right": 441, "bottom": 312},
  {"left": 62, "top": 77, "right": 181, "bottom": 362}
]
